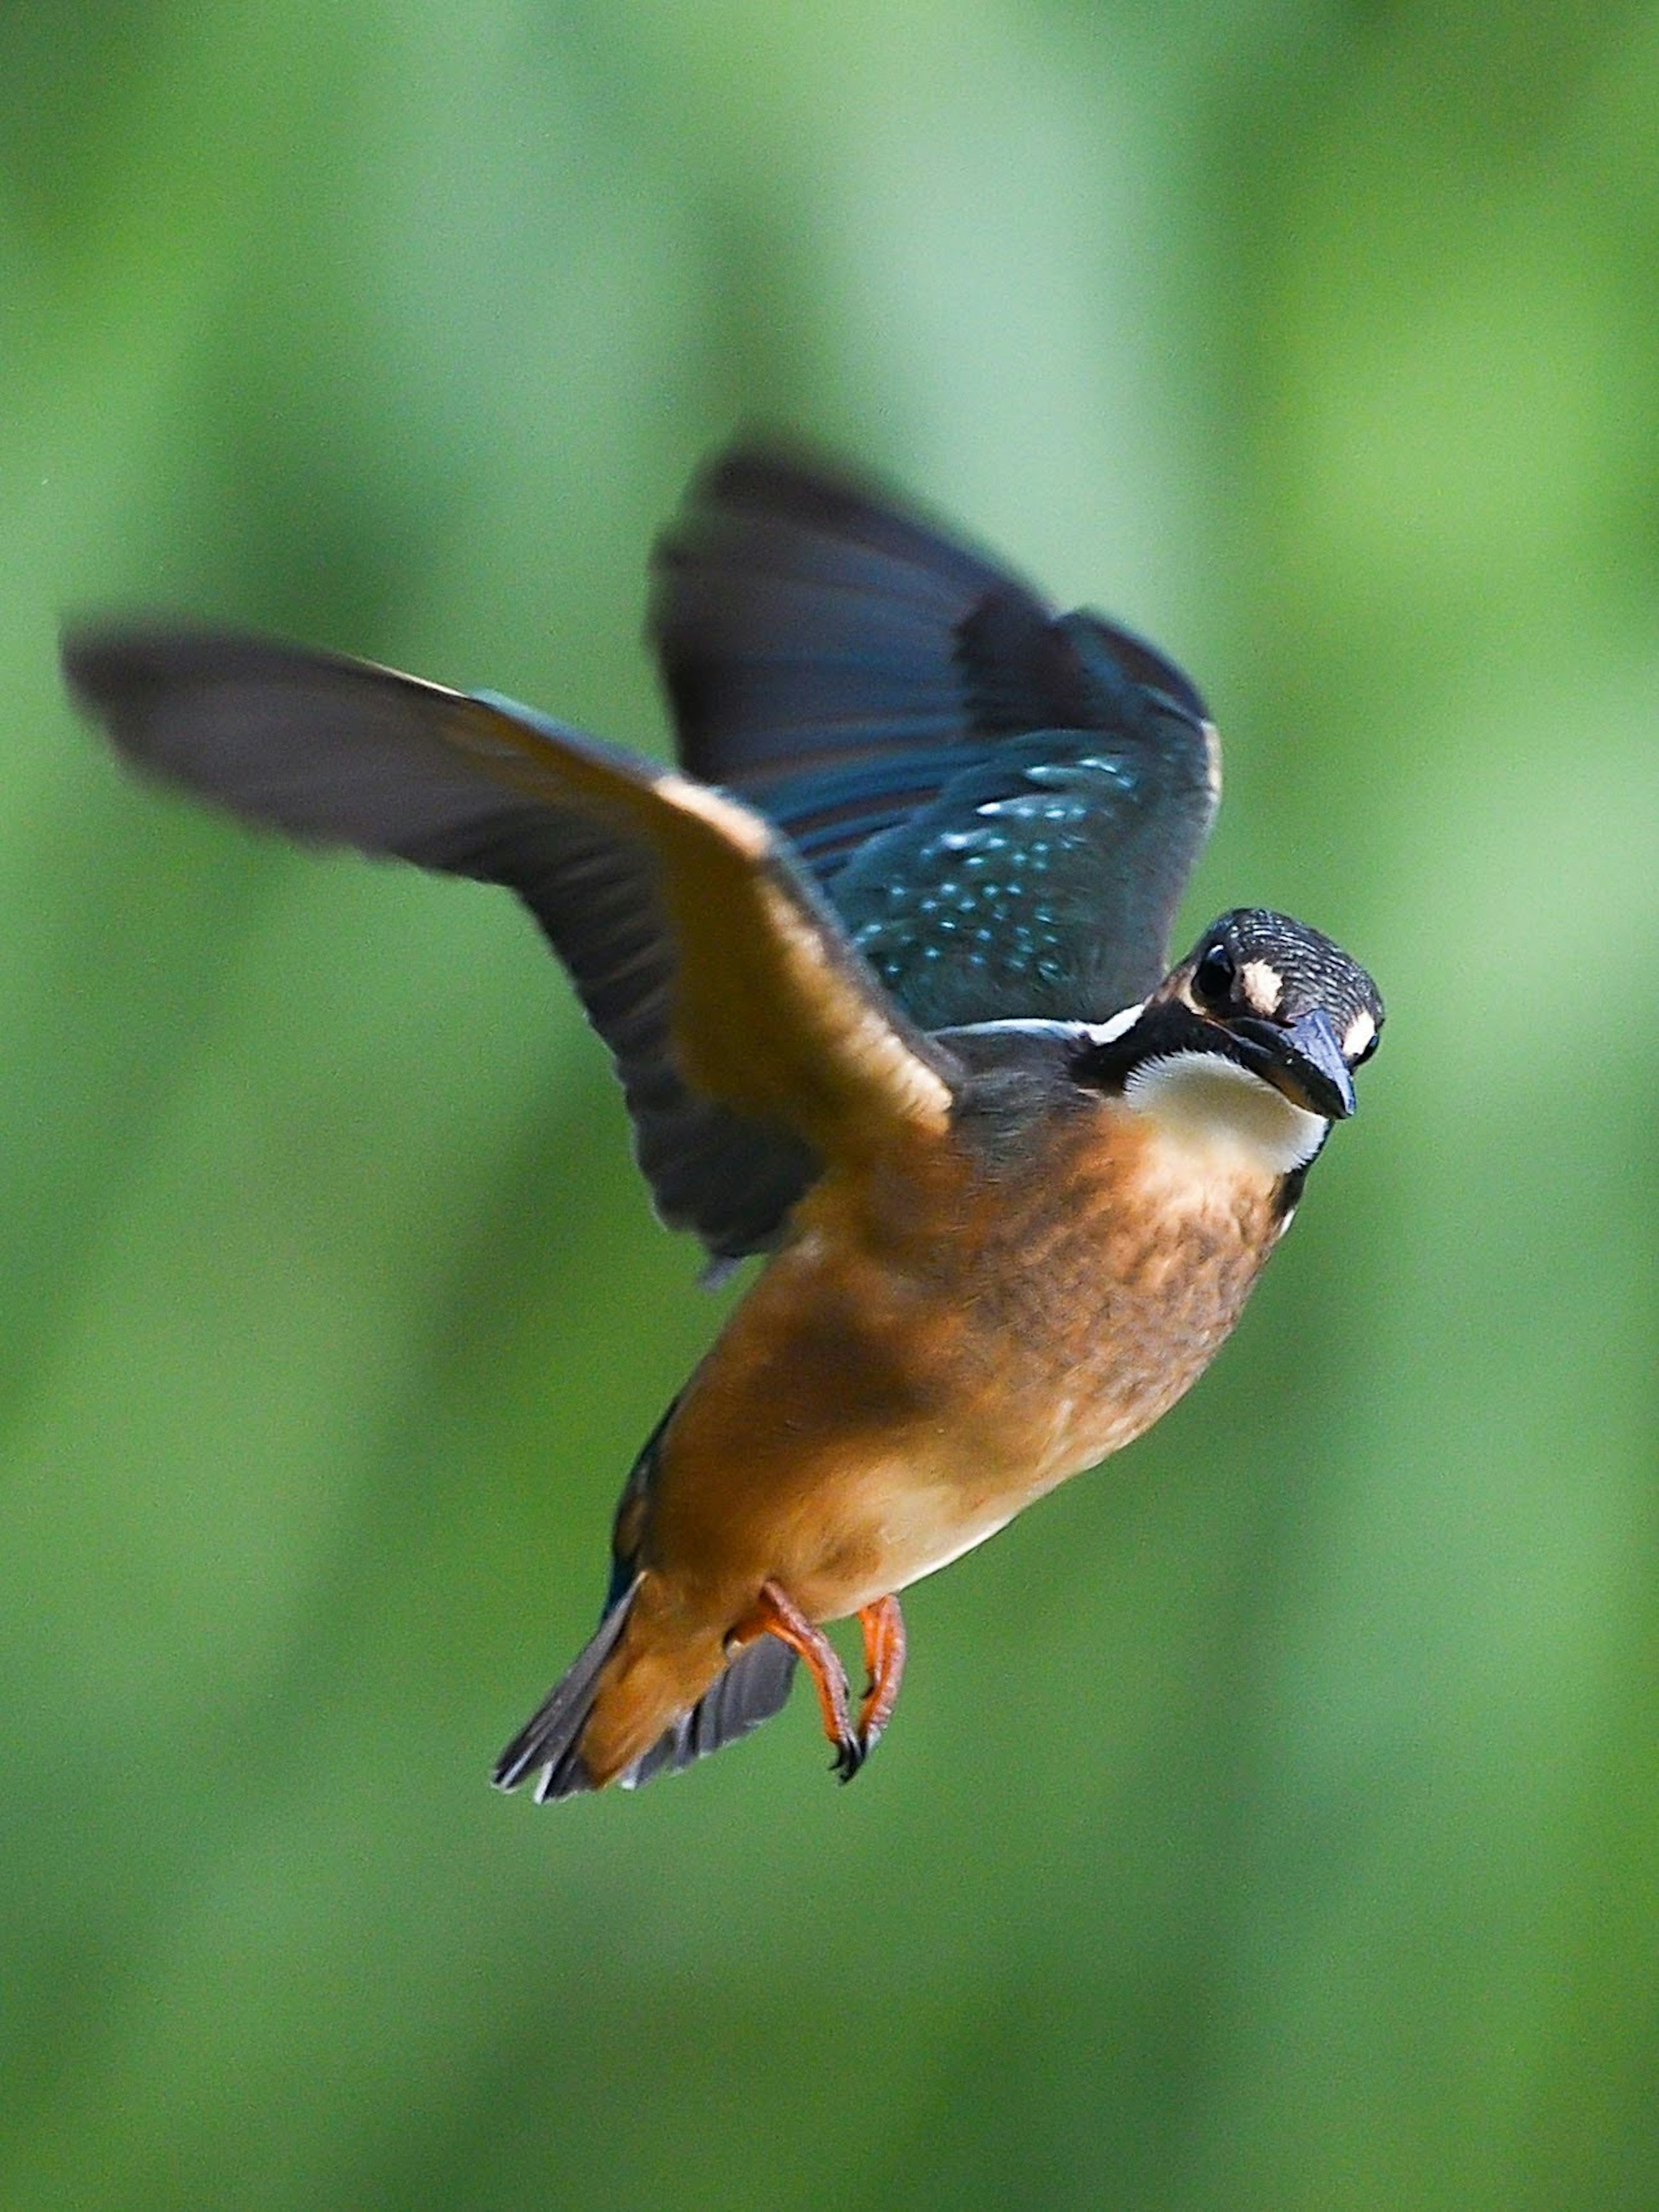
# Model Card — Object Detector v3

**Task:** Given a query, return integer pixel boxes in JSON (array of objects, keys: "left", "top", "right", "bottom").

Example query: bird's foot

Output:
[
  {"left": 730, "top": 1580, "right": 862, "bottom": 1780},
  {"left": 728, "top": 1584, "right": 909, "bottom": 1784},
  {"left": 852, "top": 1594, "right": 906, "bottom": 1768}
]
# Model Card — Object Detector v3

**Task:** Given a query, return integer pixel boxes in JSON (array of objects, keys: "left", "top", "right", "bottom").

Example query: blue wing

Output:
[{"left": 651, "top": 444, "right": 1220, "bottom": 1024}]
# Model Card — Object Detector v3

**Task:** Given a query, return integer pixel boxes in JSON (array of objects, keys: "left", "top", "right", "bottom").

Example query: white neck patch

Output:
[
  {"left": 1082, "top": 1001, "right": 1146, "bottom": 1047},
  {"left": 1121, "top": 1050, "right": 1326, "bottom": 1177}
]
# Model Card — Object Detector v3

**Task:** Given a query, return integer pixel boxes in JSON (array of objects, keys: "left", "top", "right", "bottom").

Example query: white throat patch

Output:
[{"left": 1122, "top": 1050, "right": 1326, "bottom": 1177}]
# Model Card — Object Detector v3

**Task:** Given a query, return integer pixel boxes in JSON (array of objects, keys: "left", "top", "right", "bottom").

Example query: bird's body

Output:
[
  {"left": 581, "top": 1047, "right": 1300, "bottom": 1782},
  {"left": 62, "top": 443, "right": 1383, "bottom": 1799}
]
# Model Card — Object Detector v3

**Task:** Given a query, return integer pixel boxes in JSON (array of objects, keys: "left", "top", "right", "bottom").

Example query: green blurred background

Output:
[{"left": 3, "top": 5, "right": 1654, "bottom": 2208}]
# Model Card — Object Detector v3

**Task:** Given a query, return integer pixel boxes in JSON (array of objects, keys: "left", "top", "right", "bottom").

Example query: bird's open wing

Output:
[
  {"left": 651, "top": 444, "right": 1220, "bottom": 1025},
  {"left": 62, "top": 627, "right": 957, "bottom": 1260}
]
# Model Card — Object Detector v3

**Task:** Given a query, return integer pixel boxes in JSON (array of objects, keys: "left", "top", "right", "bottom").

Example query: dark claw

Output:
[{"left": 832, "top": 1735, "right": 867, "bottom": 1784}]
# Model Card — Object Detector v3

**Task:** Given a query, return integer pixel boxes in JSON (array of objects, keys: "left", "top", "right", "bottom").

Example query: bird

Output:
[{"left": 62, "top": 442, "right": 1383, "bottom": 1800}]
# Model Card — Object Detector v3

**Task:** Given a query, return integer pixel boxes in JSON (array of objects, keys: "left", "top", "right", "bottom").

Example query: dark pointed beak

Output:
[{"left": 1231, "top": 1007, "right": 1356, "bottom": 1120}]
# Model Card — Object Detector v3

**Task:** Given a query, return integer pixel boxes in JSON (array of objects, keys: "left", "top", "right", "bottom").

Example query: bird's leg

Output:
[
  {"left": 728, "top": 1580, "right": 862, "bottom": 1780},
  {"left": 855, "top": 1595, "right": 906, "bottom": 1761}
]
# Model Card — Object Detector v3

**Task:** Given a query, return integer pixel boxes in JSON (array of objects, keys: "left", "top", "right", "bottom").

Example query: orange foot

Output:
[
  {"left": 855, "top": 1594, "right": 906, "bottom": 1765},
  {"left": 728, "top": 1582, "right": 906, "bottom": 1782}
]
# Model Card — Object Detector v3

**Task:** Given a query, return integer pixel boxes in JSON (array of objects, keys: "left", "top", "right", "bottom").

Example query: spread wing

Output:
[
  {"left": 651, "top": 443, "right": 1220, "bottom": 1026},
  {"left": 61, "top": 627, "right": 958, "bottom": 1261}
]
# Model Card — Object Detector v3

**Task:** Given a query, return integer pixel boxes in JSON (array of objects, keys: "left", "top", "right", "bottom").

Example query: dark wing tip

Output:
[
  {"left": 61, "top": 622, "right": 394, "bottom": 759},
  {"left": 686, "top": 436, "right": 901, "bottom": 536},
  {"left": 60, "top": 620, "right": 170, "bottom": 715},
  {"left": 1062, "top": 609, "right": 1211, "bottom": 731},
  {"left": 655, "top": 434, "right": 1023, "bottom": 599},
  {"left": 666, "top": 451, "right": 1212, "bottom": 735},
  {"left": 60, "top": 621, "right": 275, "bottom": 783},
  {"left": 63, "top": 619, "right": 365, "bottom": 698}
]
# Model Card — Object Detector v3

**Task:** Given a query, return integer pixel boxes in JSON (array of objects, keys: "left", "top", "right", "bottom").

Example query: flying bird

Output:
[{"left": 62, "top": 445, "right": 1383, "bottom": 1798}]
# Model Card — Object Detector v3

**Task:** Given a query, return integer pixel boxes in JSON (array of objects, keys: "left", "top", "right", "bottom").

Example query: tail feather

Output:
[
  {"left": 491, "top": 1579, "right": 639, "bottom": 1801},
  {"left": 491, "top": 1579, "right": 799, "bottom": 1803},
  {"left": 620, "top": 1634, "right": 798, "bottom": 1790}
]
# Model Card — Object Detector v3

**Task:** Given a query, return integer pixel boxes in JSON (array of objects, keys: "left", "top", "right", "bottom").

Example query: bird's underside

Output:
[{"left": 504, "top": 997, "right": 1342, "bottom": 1799}]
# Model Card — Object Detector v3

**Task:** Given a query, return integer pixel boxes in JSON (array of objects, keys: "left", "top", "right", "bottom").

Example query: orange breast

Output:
[{"left": 645, "top": 1096, "right": 1283, "bottom": 1622}]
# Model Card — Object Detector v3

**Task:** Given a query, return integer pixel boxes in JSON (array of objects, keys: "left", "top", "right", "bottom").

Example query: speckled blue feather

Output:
[{"left": 652, "top": 446, "right": 1217, "bottom": 1025}]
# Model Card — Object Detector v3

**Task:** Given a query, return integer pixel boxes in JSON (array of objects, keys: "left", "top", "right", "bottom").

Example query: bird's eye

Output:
[
  {"left": 1193, "top": 943, "right": 1235, "bottom": 1008},
  {"left": 1354, "top": 1030, "right": 1380, "bottom": 1067}
]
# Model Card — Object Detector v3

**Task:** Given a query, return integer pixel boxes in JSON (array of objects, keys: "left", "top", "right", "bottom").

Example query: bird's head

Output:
[
  {"left": 1077, "top": 910, "right": 1383, "bottom": 1178},
  {"left": 1154, "top": 908, "right": 1383, "bottom": 1120}
]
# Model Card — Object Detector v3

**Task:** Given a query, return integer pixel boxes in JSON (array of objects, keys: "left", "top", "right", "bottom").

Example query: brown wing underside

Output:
[{"left": 62, "top": 628, "right": 960, "bottom": 1248}]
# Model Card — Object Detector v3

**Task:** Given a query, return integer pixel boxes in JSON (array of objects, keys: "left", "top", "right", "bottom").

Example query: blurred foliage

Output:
[{"left": 1, "top": 4, "right": 1655, "bottom": 2209}]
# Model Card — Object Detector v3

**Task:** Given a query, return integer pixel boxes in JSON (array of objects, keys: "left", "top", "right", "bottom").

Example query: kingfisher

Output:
[{"left": 63, "top": 444, "right": 1382, "bottom": 1799}]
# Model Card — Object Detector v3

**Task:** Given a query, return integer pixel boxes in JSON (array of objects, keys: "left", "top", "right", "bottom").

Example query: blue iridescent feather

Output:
[{"left": 652, "top": 445, "right": 1217, "bottom": 1025}]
